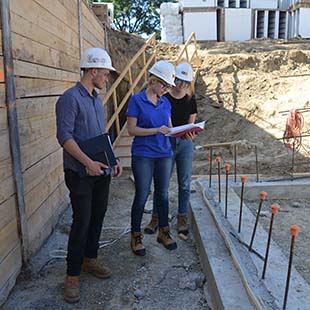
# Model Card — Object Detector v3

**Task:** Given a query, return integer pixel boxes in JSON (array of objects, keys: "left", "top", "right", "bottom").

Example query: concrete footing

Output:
[{"left": 189, "top": 176, "right": 310, "bottom": 309}]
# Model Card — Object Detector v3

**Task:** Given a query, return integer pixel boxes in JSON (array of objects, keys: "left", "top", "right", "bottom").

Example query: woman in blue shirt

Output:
[
  {"left": 144, "top": 62, "right": 197, "bottom": 241},
  {"left": 127, "top": 60, "right": 177, "bottom": 256}
]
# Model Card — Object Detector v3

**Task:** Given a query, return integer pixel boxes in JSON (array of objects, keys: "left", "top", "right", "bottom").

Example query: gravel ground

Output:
[{"left": 3, "top": 171, "right": 210, "bottom": 310}]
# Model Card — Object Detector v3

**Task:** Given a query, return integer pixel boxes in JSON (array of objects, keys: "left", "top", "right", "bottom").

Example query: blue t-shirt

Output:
[{"left": 126, "top": 90, "right": 173, "bottom": 158}]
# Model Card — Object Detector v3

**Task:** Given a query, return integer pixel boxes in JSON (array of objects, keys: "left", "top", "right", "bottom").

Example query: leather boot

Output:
[
  {"left": 144, "top": 215, "right": 159, "bottom": 234},
  {"left": 64, "top": 275, "right": 80, "bottom": 303},
  {"left": 177, "top": 214, "right": 189, "bottom": 240},
  {"left": 82, "top": 258, "right": 111, "bottom": 279},
  {"left": 131, "top": 232, "right": 146, "bottom": 256},
  {"left": 157, "top": 226, "right": 177, "bottom": 250}
]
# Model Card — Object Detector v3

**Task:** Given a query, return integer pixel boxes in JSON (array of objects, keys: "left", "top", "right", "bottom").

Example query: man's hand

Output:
[
  {"left": 86, "top": 160, "right": 109, "bottom": 176},
  {"left": 112, "top": 159, "right": 122, "bottom": 177}
]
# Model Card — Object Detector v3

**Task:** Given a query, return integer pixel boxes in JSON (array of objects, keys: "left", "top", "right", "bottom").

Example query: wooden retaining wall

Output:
[{"left": 0, "top": 0, "right": 107, "bottom": 305}]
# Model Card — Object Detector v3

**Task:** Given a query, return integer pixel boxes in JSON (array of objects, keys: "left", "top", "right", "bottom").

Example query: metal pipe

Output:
[
  {"left": 283, "top": 225, "right": 300, "bottom": 310},
  {"left": 249, "top": 192, "right": 267, "bottom": 251},
  {"left": 238, "top": 176, "right": 247, "bottom": 233},
  {"left": 262, "top": 204, "right": 280, "bottom": 279},
  {"left": 234, "top": 144, "right": 237, "bottom": 182},
  {"left": 1, "top": 0, "right": 29, "bottom": 263},
  {"left": 209, "top": 147, "right": 213, "bottom": 188},
  {"left": 291, "top": 141, "right": 295, "bottom": 181},
  {"left": 230, "top": 232, "right": 264, "bottom": 261},
  {"left": 255, "top": 145, "right": 259, "bottom": 182},
  {"left": 225, "top": 164, "right": 231, "bottom": 218},
  {"left": 216, "top": 157, "right": 221, "bottom": 202}
]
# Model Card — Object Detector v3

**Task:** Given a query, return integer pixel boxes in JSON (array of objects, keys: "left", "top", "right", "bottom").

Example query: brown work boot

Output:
[
  {"left": 144, "top": 215, "right": 159, "bottom": 234},
  {"left": 177, "top": 214, "right": 189, "bottom": 240},
  {"left": 82, "top": 258, "right": 111, "bottom": 279},
  {"left": 64, "top": 275, "right": 80, "bottom": 303},
  {"left": 157, "top": 226, "right": 177, "bottom": 250},
  {"left": 131, "top": 232, "right": 146, "bottom": 256}
]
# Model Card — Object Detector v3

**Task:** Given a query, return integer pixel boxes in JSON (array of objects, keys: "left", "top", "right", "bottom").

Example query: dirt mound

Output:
[{"left": 184, "top": 41, "right": 310, "bottom": 177}]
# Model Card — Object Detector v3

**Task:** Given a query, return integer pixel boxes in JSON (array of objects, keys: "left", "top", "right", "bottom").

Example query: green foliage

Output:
[{"left": 111, "top": 0, "right": 166, "bottom": 37}]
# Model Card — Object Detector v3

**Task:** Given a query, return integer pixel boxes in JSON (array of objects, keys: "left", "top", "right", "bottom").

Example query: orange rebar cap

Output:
[
  {"left": 259, "top": 191, "right": 267, "bottom": 200},
  {"left": 290, "top": 225, "right": 300, "bottom": 236},
  {"left": 271, "top": 204, "right": 280, "bottom": 215},
  {"left": 215, "top": 156, "right": 221, "bottom": 163},
  {"left": 241, "top": 175, "right": 247, "bottom": 183},
  {"left": 225, "top": 163, "right": 231, "bottom": 172}
]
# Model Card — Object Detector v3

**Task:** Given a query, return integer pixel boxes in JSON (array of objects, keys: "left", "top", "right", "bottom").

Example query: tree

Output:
[{"left": 110, "top": 0, "right": 169, "bottom": 37}]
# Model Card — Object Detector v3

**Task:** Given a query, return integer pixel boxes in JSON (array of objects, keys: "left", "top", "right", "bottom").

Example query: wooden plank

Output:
[
  {"left": 20, "top": 134, "right": 60, "bottom": 171},
  {"left": 82, "top": 1, "right": 106, "bottom": 44},
  {"left": 16, "top": 97, "right": 59, "bottom": 120},
  {"left": 25, "top": 163, "right": 63, "bottom": 219},
  {"left": 0, "top": 245, "right": 22, "bottom": 302},
  {"left": 0, "top": 158, "right": 13, "bottom": 184},
  {"left": 28, "top": 182, "right": 68, "bottom": 251},
  {"left": 0, "top": 219, "right": 20, "bottom": 265},
  {"left": 15, "top": 77, "right": 75, "bottom": 98},
  {"left": 14, "top": 59, "right": 79, "bottom": 81},
  {"left": 10, "top": 11, "right": 79, "bottom": 59},
  {"left": 0, "top": 175, "right": 15, "bottom": 206},
  {"left": 11, "top": 0, "right": 79, "bottom": 48},
  {"left": 12, "top": 32, "right": 79, "bottom": 72},
  {"left": 82, "top": 25, "right": 105, "bottom": 50},
  {"left": 23, "top": 148, "right": 63, "bottom": 194},
  {"left": 0, "top": 84, "right": 5, "bottom": 107},
  {"left": 18, "top": 113, "right": 56, "bottom": 146},
  {"left": 0, "top": 58, "right": 4, "bottom": 82},
  {"left": 0, "top": 107, "right": 7, "bottom": 131},
  {"left": 116, "top": 136, "right": 134, "bottom": 147},
  {"left": 32, "top": 0, "right": 78, "bottom": 33},
  {"left": 114, "top": 146, "right": 132, "bottom": 157},
  {"left": 0, "top": 31, "right": 2, "bottom": 55},
  {"left": 0, "top": 131, "right": 11, "bottom": 162},
  {"left": 58, "top": 0, "right": 78, "bottom": 18},
  {"left": 0, "top": 195, "right": 17, "bottom": 232}
]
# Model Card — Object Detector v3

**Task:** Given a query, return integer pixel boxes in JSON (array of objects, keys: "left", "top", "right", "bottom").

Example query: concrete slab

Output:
[{"left": 192, "top": 176, "right": 310, "bottom": 309}]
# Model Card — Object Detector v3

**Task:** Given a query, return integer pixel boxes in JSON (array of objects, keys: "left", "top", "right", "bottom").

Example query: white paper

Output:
[{"left": 166, "top": 121, "right": 206, "bottom": 136}]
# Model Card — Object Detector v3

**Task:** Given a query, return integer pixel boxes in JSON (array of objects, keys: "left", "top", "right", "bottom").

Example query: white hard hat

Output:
[
  {"left": 175, "top": 62, "right": 193, "bottom": 82},
  {"left": 80, "top": 47, "right": 116, "bottom": 71},
  {"left": 149, "top": 60, "right": 176, "bottom": 86}
]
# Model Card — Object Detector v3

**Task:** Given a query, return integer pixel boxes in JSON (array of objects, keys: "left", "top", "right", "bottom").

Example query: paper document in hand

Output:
[{"left": 167, "top": 121, "right": 205, "bottom": 138}]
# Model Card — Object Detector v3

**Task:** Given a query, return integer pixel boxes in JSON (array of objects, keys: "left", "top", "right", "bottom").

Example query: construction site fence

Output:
[{"left": 0, "top": 0, "right": 108, "bottom": 305}]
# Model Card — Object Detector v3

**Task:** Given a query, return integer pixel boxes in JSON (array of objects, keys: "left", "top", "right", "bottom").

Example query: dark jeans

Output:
[
  {"left": 64, "top": 169, "right": 111, "bottom": 276},
  {"left": 131, "top": 155, "right": 172, "bottom": 233}
]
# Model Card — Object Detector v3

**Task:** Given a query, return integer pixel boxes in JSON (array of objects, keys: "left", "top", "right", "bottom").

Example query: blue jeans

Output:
[
  {"left": 153, "top": 137, "right": 194, "bottom": 216},
  {"left": 131, "top": 155, "right": 172, "bottom": 232}
]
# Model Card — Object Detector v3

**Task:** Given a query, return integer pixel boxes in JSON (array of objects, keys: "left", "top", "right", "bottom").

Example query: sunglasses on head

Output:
[{"left": 175, "top": 78, "right": 190, "bottom": 85}]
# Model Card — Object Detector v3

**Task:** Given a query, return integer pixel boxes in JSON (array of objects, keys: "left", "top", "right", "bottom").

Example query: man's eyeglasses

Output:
[{"left": 156, "top": 78, "right": 172, "bottom": 90}]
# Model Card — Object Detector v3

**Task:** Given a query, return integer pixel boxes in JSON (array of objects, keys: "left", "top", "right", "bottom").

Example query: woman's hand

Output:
[
  {"left": 157, "top": 125, "right": 171, "bottom": 135},
  {"left": 183, "top": 132, "right": 196, "bottom": 140}
]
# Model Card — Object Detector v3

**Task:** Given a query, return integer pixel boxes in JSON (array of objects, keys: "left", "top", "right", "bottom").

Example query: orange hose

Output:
[{"left": 283, "top": 109, "right": 304, "bottom": 150}]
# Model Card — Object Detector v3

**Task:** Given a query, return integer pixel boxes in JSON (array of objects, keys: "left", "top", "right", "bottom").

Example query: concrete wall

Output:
[
  {"left": 183, "top": 11, "right": 217, "bottom": 41},
  {"left": 225, "top": 9, "right": 252, "bottom": 41},
  {"left": 180, "top": 0, "right": 216, "bottom": 8},
  {"left": 250, "top": 0, "right": 278, "bottom": 9},
  {"left": 299, "top": 8, "right": 310, "bottom": 37}
]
